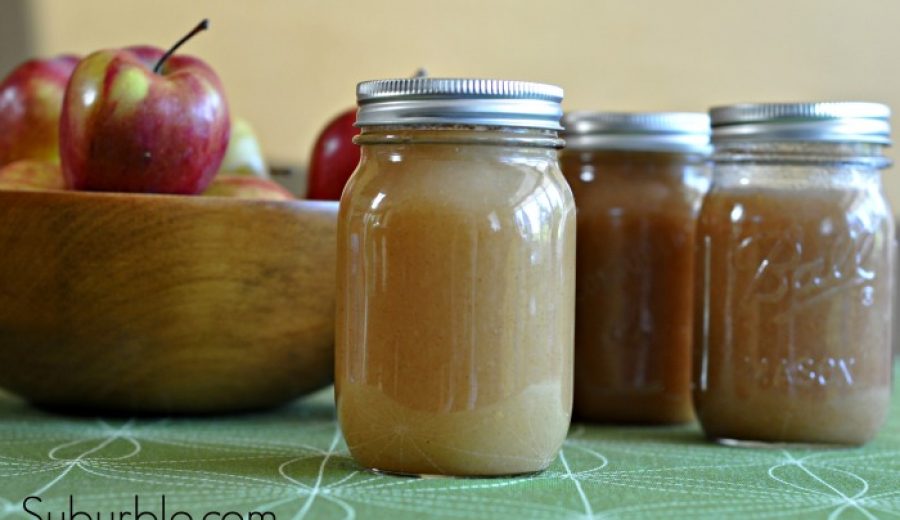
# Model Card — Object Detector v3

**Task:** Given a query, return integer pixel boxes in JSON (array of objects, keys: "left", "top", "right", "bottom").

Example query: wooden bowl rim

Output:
[{"left": 0, "top": 188, "right": 340, "bottom": 214}]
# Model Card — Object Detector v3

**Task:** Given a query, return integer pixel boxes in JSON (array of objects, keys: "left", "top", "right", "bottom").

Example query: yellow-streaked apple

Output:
[
  {"left": 218, "top": 116, "right": 269, "bottom": 178},
  {"left": 60, "top": 20, "right": 230, "bottom": 195},
  {"left": 0, "top": 55, "right": 79, "bottom": 167},
  {"left": 0, "top": 160, "right": 65, "bottom": 191},
  {"left": 203, "top": 175, "right": 294, "bottom": 201}
]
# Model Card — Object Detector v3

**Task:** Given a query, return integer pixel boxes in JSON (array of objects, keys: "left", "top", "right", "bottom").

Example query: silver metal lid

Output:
[
  {"left": 356, "top": 78, "right": 564, "bottom": 130},
  {"left": 710, "top": 102, "right": 891, "bottom": 144},
  {"left": 561, "top": 111, "right": 710, "bottom": 153}
]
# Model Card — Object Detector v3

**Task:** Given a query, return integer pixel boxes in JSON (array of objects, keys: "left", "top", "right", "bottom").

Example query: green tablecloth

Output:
[{"left": 1, "top": 377, "right": 898, "bottom": 520}]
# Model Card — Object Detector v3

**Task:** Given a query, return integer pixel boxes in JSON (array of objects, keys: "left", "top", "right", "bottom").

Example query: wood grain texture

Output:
[{"left": 0, "top": 189, "right": 338, "bottom": 414}]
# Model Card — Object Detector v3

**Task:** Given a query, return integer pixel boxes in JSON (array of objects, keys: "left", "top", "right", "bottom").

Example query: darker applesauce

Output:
[
  {"left": 336, "top": 127, "right": 575, "bottom": 476},
  {"left": 694, "top": 167, "right": 894, "bottom": 445},
  {"left": 560, "top": 149, "right": 707, "bottom": 423}
]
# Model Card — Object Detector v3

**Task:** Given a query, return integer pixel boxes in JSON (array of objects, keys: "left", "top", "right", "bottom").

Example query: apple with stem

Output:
[
  {"left": 60, "top": 19, "right": 230, "bottom": 194},
  {"left": 304, "top": 70, "right": 424, "bottom": 200},
  {"left": 0, "top": 55, "right": 79, "bottom": 167}
]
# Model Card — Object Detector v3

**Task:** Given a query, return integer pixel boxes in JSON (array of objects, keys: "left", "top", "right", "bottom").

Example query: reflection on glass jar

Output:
[
  {"left": 694, "top": 103, "right": 895, "bottom": 445},
  {"left": 560, "top": 112, "right": 710, "bottom": 424},
  {"left": 336, "top": 79, "right": 575, "bottom": 476}
]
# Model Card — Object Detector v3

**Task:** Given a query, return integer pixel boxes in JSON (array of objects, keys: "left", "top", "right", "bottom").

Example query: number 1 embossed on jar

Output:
[
  {"left": 336, "top": 79, "right": 575, "bottom": 476},
  {"left": 694, "top": 102, "right": 895, "bottom": 445}
]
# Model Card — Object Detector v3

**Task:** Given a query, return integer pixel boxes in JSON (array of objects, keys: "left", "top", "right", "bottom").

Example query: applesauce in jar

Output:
[
  {"left": 336, "top": 79, "right": 575, "bottom": 476},
  {"left": 561, "top": 112, "right": 710, "bottom": 424},
  {"left": 694, "top": 102, "right": 895, "bottom": 445}
]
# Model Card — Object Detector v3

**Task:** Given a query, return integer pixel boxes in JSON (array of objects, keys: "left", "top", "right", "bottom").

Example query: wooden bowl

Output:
[{"left": 0, "top": 189, "right": 337, "bottom": 414}]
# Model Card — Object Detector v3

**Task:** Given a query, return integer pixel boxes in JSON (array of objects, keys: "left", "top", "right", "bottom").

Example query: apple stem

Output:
[{"left": 153, "top": 19, "right": 209, "bottom": 74}]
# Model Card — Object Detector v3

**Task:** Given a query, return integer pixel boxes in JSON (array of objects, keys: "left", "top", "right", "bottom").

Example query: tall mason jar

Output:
[
  {"left": 694, "top": 102, "right": 894, "bottom": 445},
  {"left": 560, "top": 112, "right": 710, "bottom": 424},
  {"left": 336, "top": 78, "right": 575, "bottom": 476}
]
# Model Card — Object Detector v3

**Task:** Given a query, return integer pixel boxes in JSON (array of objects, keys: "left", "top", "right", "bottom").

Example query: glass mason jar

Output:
[
  {"left": 560, "top": 112, "right": 710, "bottom": 424},
  {"left": 336, "top": 79, "right": 576, "bottom": 476},
  {"left": 694, "top": 102, "right": 895, "bottom": 445}
]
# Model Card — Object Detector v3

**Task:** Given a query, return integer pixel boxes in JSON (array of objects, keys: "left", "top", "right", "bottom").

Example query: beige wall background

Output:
[{"left": 4, "top": 0, "right": 900, "bottom": 204}]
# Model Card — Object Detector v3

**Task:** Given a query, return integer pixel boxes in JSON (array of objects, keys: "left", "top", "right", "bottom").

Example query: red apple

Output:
[
  {"left": 0, "top": 55, "right": 79, "bottom": 167},
  {"left": 203, "top": 175, "right": 294, "bottom": 200},
  {"left": 0, "top": 160, "right": 65, "bottom": 191},
  {"left": 60, "top": 20, "right": 230, "bottom": 195},
  {"left": 306, "top": 108, "right": 359, "bottom": 200}
]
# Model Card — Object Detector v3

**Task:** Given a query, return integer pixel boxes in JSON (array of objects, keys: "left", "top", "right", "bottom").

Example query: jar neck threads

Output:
[
  {"left": 354, "top": 126, "right": 564, "bottom": 149},
  {"left": 713, "top": 141, "right": 891, "bottom": 169}
]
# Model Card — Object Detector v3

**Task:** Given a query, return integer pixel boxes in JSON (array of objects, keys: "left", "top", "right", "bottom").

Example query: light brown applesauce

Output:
[
  {"left": 694, "top": 157, "right": 894, "bottom": 445},
  {"left": 560, "top": 149, "right": 707, "bottom": 424},
  {"left": 336, "top": 127, "right": 575, "bottom": 476}
]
